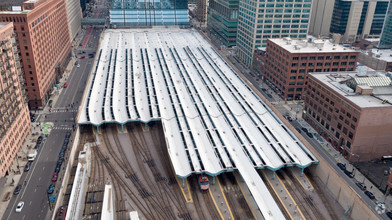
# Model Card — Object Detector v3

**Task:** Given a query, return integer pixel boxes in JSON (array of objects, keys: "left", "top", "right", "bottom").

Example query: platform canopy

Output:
[{"left": 79, "top": 28, "right": 318, "bottom": 220}]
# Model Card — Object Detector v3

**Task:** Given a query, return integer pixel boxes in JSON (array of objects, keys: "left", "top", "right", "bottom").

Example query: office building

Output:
[
  {"left": 110, "top": 0, "right": 189, "bottom": 27},
  {"left": 236, "top": 0, "right": 312, "bottom": 67},
  {"left": 264, "top": 37, "right": 359, "bottom": 101},
  {"left": 305, "top": 70, "right": 392, "bottom": 161},
  {"left": 330, "top": 0, "right": 390, "bottom": 43},
  {"left": 65, "top": 0, "right": 82, "bottom": 41},
  {"left": 196, "top": 0, "right": 209, "bottom": 25},
  {"left": 207, "top": 0, "right": 239, "bottom": 47},
  {"left": 379, "top": 0, "right": 392, "bottom": 49},
  {"left": 309, "top": 0, "right": 336, "bottom": 37},
  {"left": 0, "top": 0, "right": 71, "bottom": 108},
  {"left": 0, "top": 23, "right": 31, "bottom": 177}
]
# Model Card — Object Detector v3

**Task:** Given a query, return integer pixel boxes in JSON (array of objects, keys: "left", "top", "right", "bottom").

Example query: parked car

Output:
[
  {"left": 337, "top": 163, "right": 346, "bottom": 170},
  {"left": 58, "top": 206, "right": 67, "bottom": 217},
  {"left": 295, "top": 128, "right": 301, "bottom": 133},
  {"left": 13, "top": 185, "right": 22, "bottom": 195},
  {"left": 24, "top": 162, "right": 32, "bottom": 172},
  {"left": 355, "top": 182, "right": 366, "bottom": 191},
  {"left": 15, "top": 201, "right": 24, "bottom": 212},
  {"left": 63, "top": 82, "right": 68, "bottom": 88},
  {"left": 306, "top": 132, "right": 314, "bottom": 138},
  {"left": 34, "top": 143, "right": 40, "bottom": 150},
  {"left": 51, "top": 172, "right": 58, "bottom": 182},
  {"left": 344, "top": 170, "right": 354, "bottom": 178},
  {"left": 376, "top": 201, "right": 386, "bottom": 210},
  {"left": 364, "top": 191, "right": 375, "bottom": 200},
  {"left": 59, "top": 149, "right": 65, "bottom": 158},
  {"left": 386, "top": 211, "right": 392, "bottom": 219},
  {"left": 267, "top": 94, "right": 273, "bottom": 98},
  {"left": 55, "top": 164, "right": 61, "bottom": 173},
  {"left": 47, "top": 184, "right": 55, "bottom": 194},
  {"left": 57, "top": 158, "right": 63, "bottom": 165},
  {"left": 65, "top": 131, "right": 71, "bottom": 138},
  {"left": 301, "top": 127, "right": 308, "bottom": 133}
]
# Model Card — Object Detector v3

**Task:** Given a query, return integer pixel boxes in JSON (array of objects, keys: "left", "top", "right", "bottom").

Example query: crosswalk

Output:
[
  {"left": 53, "top": 127, "right": 73, "bottom": 130},
  {"left": 50, "top": 109, "right": 78, "bottom": 113}
]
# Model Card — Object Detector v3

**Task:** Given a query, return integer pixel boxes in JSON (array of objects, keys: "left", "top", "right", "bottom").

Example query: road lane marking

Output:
[
  {"left": 34, "top": 188, "right": 37, "bottom": 192},
  {"left": 29, "top": 201, "right": 32, "bottom": 206},
  {"left": 39, "top": 177, "right": 41, "bottom": 181},
  {"left": 22, "top": 215, "right": 25, "bottom": 220}
]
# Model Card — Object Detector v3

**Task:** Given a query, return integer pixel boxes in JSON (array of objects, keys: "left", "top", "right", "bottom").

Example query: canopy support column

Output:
[
  {"left": 121, "top": 124, "right": 124, "bottom": 132},
  {"left": 96, "top": 125, "right": 100, "bottom": 134},
  {"left": 144, "top": 123, "right": 148, "bottom": 131},
  {"left": 301, "top": 168, "right": 304, "bottom": 177},
  {"left": 182, "top": 177, "right": 185, "bottom": 188},
  {"left": 212, "top": 176, "right": 215, "bottom": 185},
  {"left": 273, "top": 171, "right": 276, "bottom": 179}
]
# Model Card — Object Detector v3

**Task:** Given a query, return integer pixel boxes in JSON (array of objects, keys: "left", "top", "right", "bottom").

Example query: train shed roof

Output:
[{"left": 79, "top": 28, "right": 318, "bottom": 220}]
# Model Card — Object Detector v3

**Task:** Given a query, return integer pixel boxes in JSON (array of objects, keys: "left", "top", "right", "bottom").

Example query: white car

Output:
[{"left": 15, "top": 201, "right": 24, "bottom": 212}]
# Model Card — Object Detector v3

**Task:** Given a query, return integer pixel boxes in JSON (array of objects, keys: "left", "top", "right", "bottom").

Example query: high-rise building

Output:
[
  {"left": 65, "top": 0, "right": 82, "bottom": 41},
  {"left": 264, "top": 37, "right": 359, "bottom": 101},
  {"left": 0, "top": 22, "right": 31, "bottom": 177},
  {"left": 0, "top": 0, "right": 71, "bottom": 108},
  {"left": 379, "top": 0, "right": 392, "bottom": 49},
  {"left": 236, "top": 0, "right": 312, "bottom": 67},
  {"left": 309, "top": 0, "right": 336, "bottom": 37},
  {"left": 330, "top": 0, "right": 389, "bottom": 43},
  {"left": 196, "top": 0, "right": 209, "bottom": 25},
  {"left": 207, "top": 0, "right": 239, "bottom": 47},
  {"left": 110, "top": 0, "right": 189, "bottom": 27},
  {"left": 305, "top": 70, "right": 392, "bottom": 161}
]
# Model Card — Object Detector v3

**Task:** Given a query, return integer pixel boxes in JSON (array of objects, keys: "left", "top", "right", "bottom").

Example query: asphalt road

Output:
[{"left": 3, "top": 27, "right": 101, "bottom": 220}]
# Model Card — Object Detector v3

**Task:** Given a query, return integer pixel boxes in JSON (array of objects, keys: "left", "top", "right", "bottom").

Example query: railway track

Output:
[
  {"left": 219, "top": 173, "right": 254, "bottom": 220},
  {"left": 277, "top": 169, "right": 325, "bottom": 220},
  {"left": 127, "top": 124, "right": 192, "bottom": 219},
  {"left": 94, "top": 141, "right": 158, "bottom": 219}
]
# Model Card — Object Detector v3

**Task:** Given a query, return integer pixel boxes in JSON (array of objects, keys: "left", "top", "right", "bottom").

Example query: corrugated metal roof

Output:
[{"left": 354, "top": 76, "right": 391, "bottom": 87}]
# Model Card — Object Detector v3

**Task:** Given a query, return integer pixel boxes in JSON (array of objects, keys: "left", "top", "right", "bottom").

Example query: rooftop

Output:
[
  {"left": 0, "top": 0, "right": 26, "bottom": 7},
  {"left": 78, "top": 27, "right": 318, "bottom": 219},
  {"left": 368, "top": 49, "right": 392, "bottom": 62},
  {"left": 269, "top": 37, "right": 357, "bottom": 53},
  {"left": 310, "top": 71, "right": 392, "bottom": 108},
  {"left": 0, "top": 23, "right": 8, "bottom": 28}
]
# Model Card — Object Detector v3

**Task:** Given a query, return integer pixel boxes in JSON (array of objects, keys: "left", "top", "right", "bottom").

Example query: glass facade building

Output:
[
  {"left": 207, "top": 0, "right": 239, "bottom": 47},
  {"left": 236, "top": 0, "right": 312, "bottom": 66},
  {"left": 110, "top": 0, "right": 189, "bottom": 26},
  {"left": 330, "top": 0, "right": 389, "bottom": 41},
  {"left": 379, "top": 0, "right": 392, "bottom": 48}
]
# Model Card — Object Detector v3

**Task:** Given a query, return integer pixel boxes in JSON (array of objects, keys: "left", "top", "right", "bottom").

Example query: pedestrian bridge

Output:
[{"left": 81, "top": 18, "right": 106, "bottom": 26}]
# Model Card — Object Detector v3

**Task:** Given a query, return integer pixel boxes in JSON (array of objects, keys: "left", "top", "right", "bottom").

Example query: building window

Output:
[
  {"left": 350, "top": 55, "right": 356, "bottom": 59},
  {"left": 293, "top": 57, "right": 299, "bottom": 60}
]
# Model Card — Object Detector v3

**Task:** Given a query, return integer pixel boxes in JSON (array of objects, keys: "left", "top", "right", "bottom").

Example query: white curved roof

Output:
[{"left": 79, "top": 28, "right": 318, "bottom": 220}]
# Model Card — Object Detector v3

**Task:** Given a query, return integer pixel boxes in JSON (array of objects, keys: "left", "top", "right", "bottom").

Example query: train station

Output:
[{"left": 58, "top": 28, "right": 341, "bottom": 219}]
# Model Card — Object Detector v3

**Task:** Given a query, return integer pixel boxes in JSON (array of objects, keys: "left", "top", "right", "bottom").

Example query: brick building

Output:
[
  {"left": 304, "top": 70, "right": 392, "bottom": 162},
  {"left": 358, "top": 49, "right": 392, "bottom": 72},
  {"left": 0, "top": 0, "right": 71, "bottom": 108},
  {"left": 0, "top": 22, "right": 31, "bottom": 177},
  {"left": 264, "top": 37, "right": 359, "bottom": 101}
]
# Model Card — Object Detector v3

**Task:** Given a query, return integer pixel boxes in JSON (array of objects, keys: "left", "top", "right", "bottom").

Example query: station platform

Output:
[
  {"left": 262, "top": 170, "right": 305, "bottom": 220},
  {"left": 291, "top": 167, "right": 314, "bottom": 190}
]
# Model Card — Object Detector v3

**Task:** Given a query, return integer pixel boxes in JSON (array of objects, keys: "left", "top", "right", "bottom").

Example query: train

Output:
[{"left": 199, "top": 175, "right": 210, "bottom": 191}]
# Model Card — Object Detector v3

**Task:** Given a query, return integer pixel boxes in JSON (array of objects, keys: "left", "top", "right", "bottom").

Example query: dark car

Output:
[
  {"left": 47, "top": 184, "right": 55, "bottom": 194},
  {"left": 386, "top": 211, "right": 392, "bottom": 219},
  {"left": 57, "top": 158, "right": 63, "bottom": 165},
  {"left": 364, "top": 191, "right": 375, "bottom": 200},
  {"left": 13, "top": 185, "right": 22, "bottom": 195},
  {"left": 355, "top": 182, "right": 367, "bottom": 191},
  {"left": 59, "top": 149, "right": 65, "bottom": 158},
  {"left": 337, "top": 163, "right": 346, "bottom": 170},
  {"left": 65, "top": 131, "right": 71, "bottom": 138},
  {"left": 306, "top": 132, "right": 314, "bottom": 138},
  {"left": 37, "top": 135, "right": 43, "bottom": 142},
  {"left": 295, "top": 128, "right": 301, "bottom": 133},
  {"left": 24, "top": 162, "right": 32, "bottom": 172},
  {"left": 267, "top": 94, "right": 273, "bottom": 98},
  {"left": 36, "top": 139, "right": 42, "bottom": 145},
  {"left": 301, "top": 127, "right": 308, "bottom": 133},
  {"left": 261, "top": 88, "right": 267, "bottom": 92},
  {"left": 51, "top": 172, "right": 58, "bottom": 182},
  {"left": 55, "top": 164, "right": 61, "bottom": 173},
  {"left": 344, "top": 170, "right": 354, "bottom": 178}
]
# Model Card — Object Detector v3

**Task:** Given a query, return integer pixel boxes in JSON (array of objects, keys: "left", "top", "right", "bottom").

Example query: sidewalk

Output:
[{"left": 0, "top": 121, "right": 45, "bottom": 218}]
